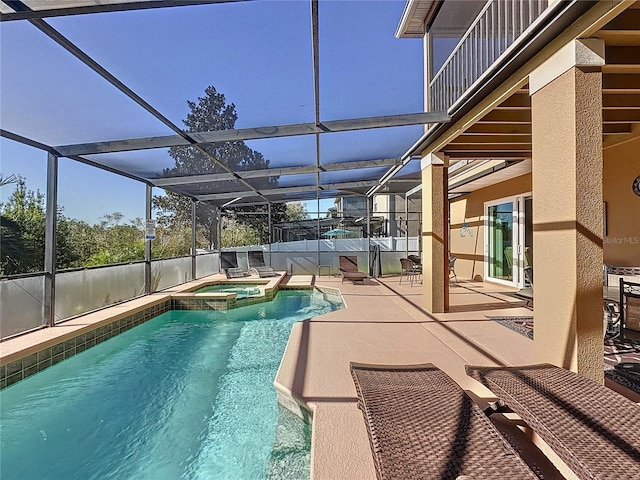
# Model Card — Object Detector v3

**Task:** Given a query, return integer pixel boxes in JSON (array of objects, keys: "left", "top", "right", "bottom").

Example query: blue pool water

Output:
[{"left": 0, "top": 290, "right": 342, "bottom": 480}]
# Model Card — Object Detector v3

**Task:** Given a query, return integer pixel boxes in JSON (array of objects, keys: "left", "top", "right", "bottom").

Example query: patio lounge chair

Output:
[
  {"left": 350, "top": 363, "right": 538, "bottom": 480},
  {"left": 248, "top": 250, "right": 267, "bottom": 268},
  {"left": 221, "top": 251, "right": 239, "bottom": 270},
  {"left": 254, "top": 266, "right": 278, "bottom": 278},
  {"left": 220, "top": 251, "right": 248, "bottom": 278},
  {"left": 225, "top": 267, "right": 246, "bottom": 279},
  {"left": 466, "top": 363, "right": 640, "bottom": 480},
  {"left": 338, "top": 256, "right": 367, "bottom": 284}
]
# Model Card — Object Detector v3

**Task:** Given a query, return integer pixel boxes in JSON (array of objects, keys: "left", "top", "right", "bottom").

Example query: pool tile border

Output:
[
  {"left": 0, "top": 275, "right": 308, "bottom": 390},
  {"left": 1, "top": 300, "right": 171, "bottom": 389}
]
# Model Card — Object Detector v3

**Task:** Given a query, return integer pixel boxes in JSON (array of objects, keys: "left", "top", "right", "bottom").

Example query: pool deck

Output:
[{"left": 274, "top": 275, "right": 640, "bottom": 480}]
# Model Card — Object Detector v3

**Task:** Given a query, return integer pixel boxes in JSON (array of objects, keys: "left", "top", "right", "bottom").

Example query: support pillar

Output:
[
  {"left": 268, "top": 203, "right": 272, "bottom": 267},
  {"left": 421, "top": 152, "right": 449, "bottom": 313},
  {"left": 530, "top": 39, "right": 604, "bottom": 382},
  {"left": 191, "top": 199, "right": 197, "bottom": 281},
  {"left": 44, "top": 153, "right": 58, "bottom": 327},
  {"left": 366, "top": 195, "right": 371, "bottom": 275}
]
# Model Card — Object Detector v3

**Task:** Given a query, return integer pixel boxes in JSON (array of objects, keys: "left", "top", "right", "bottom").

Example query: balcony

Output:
[{"left": 428, "top": 0, "right": 548, "bottom": 112}]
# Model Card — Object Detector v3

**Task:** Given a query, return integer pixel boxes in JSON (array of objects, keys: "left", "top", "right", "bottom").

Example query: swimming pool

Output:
[
  {"left": 196, "top": 283, "right": 262, "bottom": 298},
  {"left": 0, "top": 289, "right": 343, "bottom": 479}
]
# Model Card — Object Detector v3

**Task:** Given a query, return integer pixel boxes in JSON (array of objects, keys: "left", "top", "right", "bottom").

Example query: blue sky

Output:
[{"left": 0, "top": 0, "right": 424, "bottom": 223}]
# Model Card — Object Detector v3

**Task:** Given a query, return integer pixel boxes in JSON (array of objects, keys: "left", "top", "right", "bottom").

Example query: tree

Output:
[
  {"left": 84, "top": 213, "right": 145, "bottom": 266},
  {"left": 56, "top": 214, "right": 99, "bottom": 269},
  {"left": 164, "top": 86, "right": 278, "bottom": 192},
  {"left": 155, "top": 85, "right": 292, "bottom": 246},
  {"left": 0, "top": 177, "right": 46, "bottom": 274},
  {"left": 220, "top": 216, "right": 259, "bottom": 247},
  {"left": 0, "top": 174, "right": 23, "bottom": 274},
  {"left": 285, "top": 202, "right": 308, "bottom": 221}
]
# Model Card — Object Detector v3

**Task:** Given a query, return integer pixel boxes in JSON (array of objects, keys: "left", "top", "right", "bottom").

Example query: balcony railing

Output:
[{"left": 430, "top": 0, "right": 547, "bottom": 112}]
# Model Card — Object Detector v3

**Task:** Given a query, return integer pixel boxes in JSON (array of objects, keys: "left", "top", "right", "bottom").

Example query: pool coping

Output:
[{"left": 0, "top": 271, "right": 304, "bottom": 389}]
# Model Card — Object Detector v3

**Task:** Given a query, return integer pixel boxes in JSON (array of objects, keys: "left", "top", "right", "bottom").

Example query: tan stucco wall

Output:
[
  {"left": 422, "top": 163, "right": 447, "bottom": 312},
  {"left": 531, "top": 66, "right": 603, "bottom": 382},
  {"left": 603, "top": 136, "right": 640, "bottom": 266},
  {"left": 449, "top": 173, "right": 532, "bottom": 281}
]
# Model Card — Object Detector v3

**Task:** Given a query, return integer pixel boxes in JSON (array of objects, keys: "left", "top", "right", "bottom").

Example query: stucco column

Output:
[
  {"left": 530, "top": 39, "right": 604, "bottom": 382},
  {"left": 421, "top": 152, "right": 448, "bottom": 313}
]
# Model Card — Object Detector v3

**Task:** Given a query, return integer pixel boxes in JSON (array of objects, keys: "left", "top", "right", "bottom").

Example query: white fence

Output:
[{"left": 1, "top": 239, "right": 418, "bottom": 339}]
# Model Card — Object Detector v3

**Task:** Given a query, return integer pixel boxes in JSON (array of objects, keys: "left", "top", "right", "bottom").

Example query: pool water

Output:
[
  {"left": 0, "top": 290, "right": 342, "bottom": 480},
  {"left": 196, "top": 283, "right": 262, "bottom": 298}
]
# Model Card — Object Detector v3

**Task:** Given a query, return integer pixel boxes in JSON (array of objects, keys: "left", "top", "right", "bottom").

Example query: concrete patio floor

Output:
[{"left": 275, "top": 274, "right": 640, "bottom": 480}]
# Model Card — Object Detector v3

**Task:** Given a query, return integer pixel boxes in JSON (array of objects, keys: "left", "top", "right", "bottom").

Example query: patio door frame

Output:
[{"left": 484, "top": 193, "right": 532, "bottom": 288}]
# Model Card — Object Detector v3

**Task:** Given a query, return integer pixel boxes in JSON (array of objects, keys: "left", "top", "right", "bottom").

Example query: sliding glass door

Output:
[
  {"left": 485, "top": 195, "right": 532, "bottom": 288},
  {"left": 486, "top": 200, "right": 515, "bottom": 283}
]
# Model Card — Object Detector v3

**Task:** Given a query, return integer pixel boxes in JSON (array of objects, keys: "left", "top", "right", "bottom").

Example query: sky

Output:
[{"left": 0, "top": 0, "right": 424, "bottom": 224}]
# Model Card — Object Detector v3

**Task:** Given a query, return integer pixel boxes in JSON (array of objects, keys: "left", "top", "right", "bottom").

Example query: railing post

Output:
[{"left": 44, "top": 153, "right": 58, "bottom": 327}]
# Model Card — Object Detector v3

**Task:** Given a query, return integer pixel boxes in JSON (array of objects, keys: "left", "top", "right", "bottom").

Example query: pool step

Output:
[{"left": 266, "top": 405, "right": 312, "bottom": 480}]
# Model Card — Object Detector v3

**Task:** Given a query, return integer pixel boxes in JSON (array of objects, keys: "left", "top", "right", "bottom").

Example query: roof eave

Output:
[{"left": 395, "top": 0, "right": 437, "bottom": 39}]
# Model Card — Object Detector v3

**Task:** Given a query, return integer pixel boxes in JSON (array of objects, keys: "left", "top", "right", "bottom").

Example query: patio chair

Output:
[
  {"left": 619, "top": 278, "right": 640, "bottom": 339},
  {"left": 407, "top": 254, "right": 422, "bottom": 267},
  {"left": 449, "top": 254, "right": 458, "bottom": 282},
  {"left": 350, "top": 362, "right": 538, "bottom": 480},
  {"left": 338, "top": 256, "right": 367, "bottom": 284},
  {"left": 399, "top": 258, "right": 420, "bottom": 286},
  {"left": 466, "top": 363, "right": 640, "bottom": 480}
]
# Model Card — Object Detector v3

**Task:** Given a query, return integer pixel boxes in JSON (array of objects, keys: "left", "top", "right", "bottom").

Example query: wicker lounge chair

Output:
[
  {"left": 338, "top": 256, "right": 367, "bottom": 284},
  {"left": 466, "top": 363, "right": 640, "bottom": 480},
  {"left": 254, "top": 266, "right": 277, "bottom": 278},
  {"left": 248, "top": 250, "right": 267, "bottom": 268},
  {"left": 350, "top": 362, "right": 538, "bottom": 480},
  {"left": 220, "top": 251, "right": 239, "bottom": 271},
  {"left": 221, "top": 251, "right": 249, "bottom": 278},
  {"left": 225, "top": 267, "right": 246, "bottom": 279}
]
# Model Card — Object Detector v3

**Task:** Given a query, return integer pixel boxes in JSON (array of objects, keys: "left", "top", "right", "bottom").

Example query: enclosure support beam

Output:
[
  {"left": 366, "top": 195, "right": 371, "bottom": 276},
  {"left": 268, "top": 203, "right": 272, "bottom": 267},
  {"left": 191, "top": 199, "right": 197, "bottom": 281},
  {"left": 217, "top": 208, "right": 222, "bottom": 253},
  {"left": 145, "top": 185, "right": 152, "bottom": 295},
  {"left": 44, "top": 153, "right": 58, "bottom": 327},
  {"left": 405, "top": 195, "right": 409, "bottom": 258}
]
